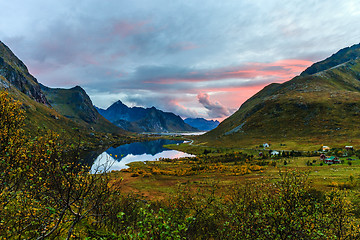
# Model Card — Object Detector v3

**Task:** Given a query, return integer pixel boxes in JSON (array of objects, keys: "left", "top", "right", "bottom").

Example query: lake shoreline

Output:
[{"left": 90, "top": 139, "right": 195, "bottom": 173}]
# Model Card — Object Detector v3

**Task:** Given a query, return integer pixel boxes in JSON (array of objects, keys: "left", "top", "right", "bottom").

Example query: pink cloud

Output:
[
  {"left": 191, "top": 85, "right": 276, "bottom": 121},
  {"left": 170, "top": 42, "right": 199, "bottom": 51},
  {"left": 224, "top": 59, "right": 312, "bottom": 80},
  {"left": 27, "top": 61, "right": 61, "bottom": 76},
  {"left": 168, "top": 99, "right": 199, "bottom": 118},
  {"left": 197, "top": 93, "right": 232, "bottom": 118},
  {"left": 111, "top": 20, "right": 152, "bottom": 38},
  {"left": 137, "top": 59, "right": 312, "bottom": 120},
  {"left": 203, "top": 85, "right": 268, "bottom": 108},
  {"left": 79, "top": 53, "right": 99, "bottom": 65},
  {"left": 147, "top": 59, "right": 312, "bottom": 84}
]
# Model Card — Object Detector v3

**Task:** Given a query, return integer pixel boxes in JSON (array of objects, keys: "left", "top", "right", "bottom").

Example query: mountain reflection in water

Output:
[{"left": 91, "top": 139, "right": 194, "bottom": 173}]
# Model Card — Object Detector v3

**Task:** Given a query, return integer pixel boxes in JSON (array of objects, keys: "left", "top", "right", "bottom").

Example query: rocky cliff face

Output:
[
  {"left": 0, "top": 40, "right": 124, "bottom": 135},
  {"left": 40, "top": 85, "right": 98, "bottom": 124},
  {"left": 0, "top": 41, "right": 49, "bottom": 105}
]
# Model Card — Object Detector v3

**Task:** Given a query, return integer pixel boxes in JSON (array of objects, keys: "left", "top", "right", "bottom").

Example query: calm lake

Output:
[{"left": 90, "top": 139, "right": 194, "bottom": 173}]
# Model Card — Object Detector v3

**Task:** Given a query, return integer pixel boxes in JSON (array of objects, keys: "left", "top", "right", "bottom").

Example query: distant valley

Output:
[{"left": 184, "top": 118, "right": 219, "bottom": 131}]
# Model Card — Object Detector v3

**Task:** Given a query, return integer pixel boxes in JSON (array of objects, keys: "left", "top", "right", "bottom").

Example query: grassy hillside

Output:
[
  {"left": 3, "top": 85, "right": 127, "bottom": 146},
  {"left": 40, "top": 85, "right": 127, "bottom": 135},
  {"left": 0, "top": 41, "right": 49, "bottom": 105},
  {"left": 301, "top": 42, "right": 360, "bottom": 76},
  {"left": 199, "top": 52, "right": 360, "bottom": 150}
]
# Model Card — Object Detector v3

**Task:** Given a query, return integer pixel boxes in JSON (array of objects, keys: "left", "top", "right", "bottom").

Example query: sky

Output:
[{"left": 1, "top": 0, "right": 360, "bottom": 121}]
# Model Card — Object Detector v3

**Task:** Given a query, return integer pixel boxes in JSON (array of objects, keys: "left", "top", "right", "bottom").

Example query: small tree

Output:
[
  {"left": 0, "top": 91, "right": 28, "bottom": 233},
  {"left": 0, "top": 91, "right": 119, "bottom": 238}
]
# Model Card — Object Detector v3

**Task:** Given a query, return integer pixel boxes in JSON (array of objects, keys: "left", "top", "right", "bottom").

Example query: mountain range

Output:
[
  {"left": 96, "top": 101, "right": 198, "bottom": 133},
  {"left": 0, "top": 40, "right": 198, "bottom": 138},
  {"left": 184, "top": 118, "right": 220, "bottom": 131},
  {"left": 200, "top": 43, "right": 360, "bottom": 149}
]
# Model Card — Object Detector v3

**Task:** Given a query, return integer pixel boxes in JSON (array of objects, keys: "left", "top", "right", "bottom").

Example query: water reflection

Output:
[{"left": 91, "top": 139, "right": 194, "bottom": 173}]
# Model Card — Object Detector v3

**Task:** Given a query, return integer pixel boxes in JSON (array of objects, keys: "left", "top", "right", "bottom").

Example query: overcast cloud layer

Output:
[{"left": 1, "top": 0, "right": 360, "bottom": 120}]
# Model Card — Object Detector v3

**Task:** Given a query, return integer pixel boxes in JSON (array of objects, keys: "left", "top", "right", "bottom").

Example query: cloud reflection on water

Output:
[{"left": 91, "top": 149, "right": 194, "bottom": 173}]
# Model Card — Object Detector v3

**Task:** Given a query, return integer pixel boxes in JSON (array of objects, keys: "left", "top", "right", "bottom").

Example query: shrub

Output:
[{"left": 0, "top": 91, "right": 117, "bottom": 238}]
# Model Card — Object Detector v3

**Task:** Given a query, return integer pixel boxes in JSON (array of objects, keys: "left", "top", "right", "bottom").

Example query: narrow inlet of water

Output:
[{"left": 91, "top": 139, "right": 194, "bottom": 173}]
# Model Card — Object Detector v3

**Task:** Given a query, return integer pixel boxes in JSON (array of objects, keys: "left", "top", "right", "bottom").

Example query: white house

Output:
[
  {"left": 322, "top": 146, "right": 330, "bottom": 152},
  {"left": 271, "top": 151, "right": 280, "bottom": 156},
  {"left": 263, "top": 143, "right": 270, "bottom": 148}
]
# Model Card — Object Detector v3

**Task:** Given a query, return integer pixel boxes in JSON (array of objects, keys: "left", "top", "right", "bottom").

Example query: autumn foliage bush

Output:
[
  {"left": 104, "top": 172, "right": 360, "bottom": 239},
  {"left": 0, "top": 91, "right": 117, "bottom": 238}
]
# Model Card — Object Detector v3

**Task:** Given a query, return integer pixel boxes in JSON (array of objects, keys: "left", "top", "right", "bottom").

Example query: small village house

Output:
[
  {"left": 322, "top": 146, "right": 330, "bottom": 152},
  {"left": 271, "top": 151, "right": 280, "bottom": 156},
  {"left": 263, "top": 143, "right": 270, "bottom": 148},
  {"left": 345, "top": 146, "right": 353, "bottom": 150},
  {"left": 324, "top": 156, "right": 341, "bottom": 164}
]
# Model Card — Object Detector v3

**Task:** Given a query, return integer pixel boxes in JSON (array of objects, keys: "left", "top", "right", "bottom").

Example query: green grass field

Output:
[{"left": 110, "top": 141, "right": 360, "bottom": 200}]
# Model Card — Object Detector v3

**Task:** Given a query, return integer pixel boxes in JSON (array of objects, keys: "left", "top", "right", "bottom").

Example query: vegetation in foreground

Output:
[{"left": 2, "top": 90, "right": 360, "bottom": 239}]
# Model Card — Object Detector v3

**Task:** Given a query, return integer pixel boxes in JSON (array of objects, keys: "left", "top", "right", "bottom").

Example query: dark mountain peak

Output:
[
  {"left": 114, "top": 100, "right": 124, "bottom": 105},
  {"left": 191, "top": 118, "right": 220, "bottom": 124},
  {"left": 0, "top": 41, "right": 30, "bottom": 76},
  {"left": 72, "top": 85, "right": 85, "bottom": 92},
  {"left": 102, "top": 100, "right": 139, "bottom": 122},
  {"left": 98, "top": 100, "right": 198, "bottom": 133},
  {"left": 301, "top": 42, "right": 360, "bottom": 76},
  {"left": 0, "top": 41, "right": 49, "bottom": 105},
  {"left": 107, "top": 100, "right": 129, "bottom": 111}
]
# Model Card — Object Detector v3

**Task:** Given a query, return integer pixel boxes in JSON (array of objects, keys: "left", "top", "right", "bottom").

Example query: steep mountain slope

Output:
[
  {"left": 0, "top": 41, "right": 49, "bottom": 105},
  {"left": 97, "top": 101, "right": 199, "bottom": 133},
  {"left": 135, "top": 107, "right": 198, "bottom": 133},
  {"left": 184, "top": 118, "right": 220, "bottom": 131},
  {"left": 40, "top": 85, "right": 124, "bottom": 134},
  {"left": 0, "top": 41, "right": 125, "bottom": 138},
  {"left": 301, "top": 43, "right": 360, "bottom": 76},
  {"left": 200, "top": 43, "right": 360, "bottom": 149}
]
